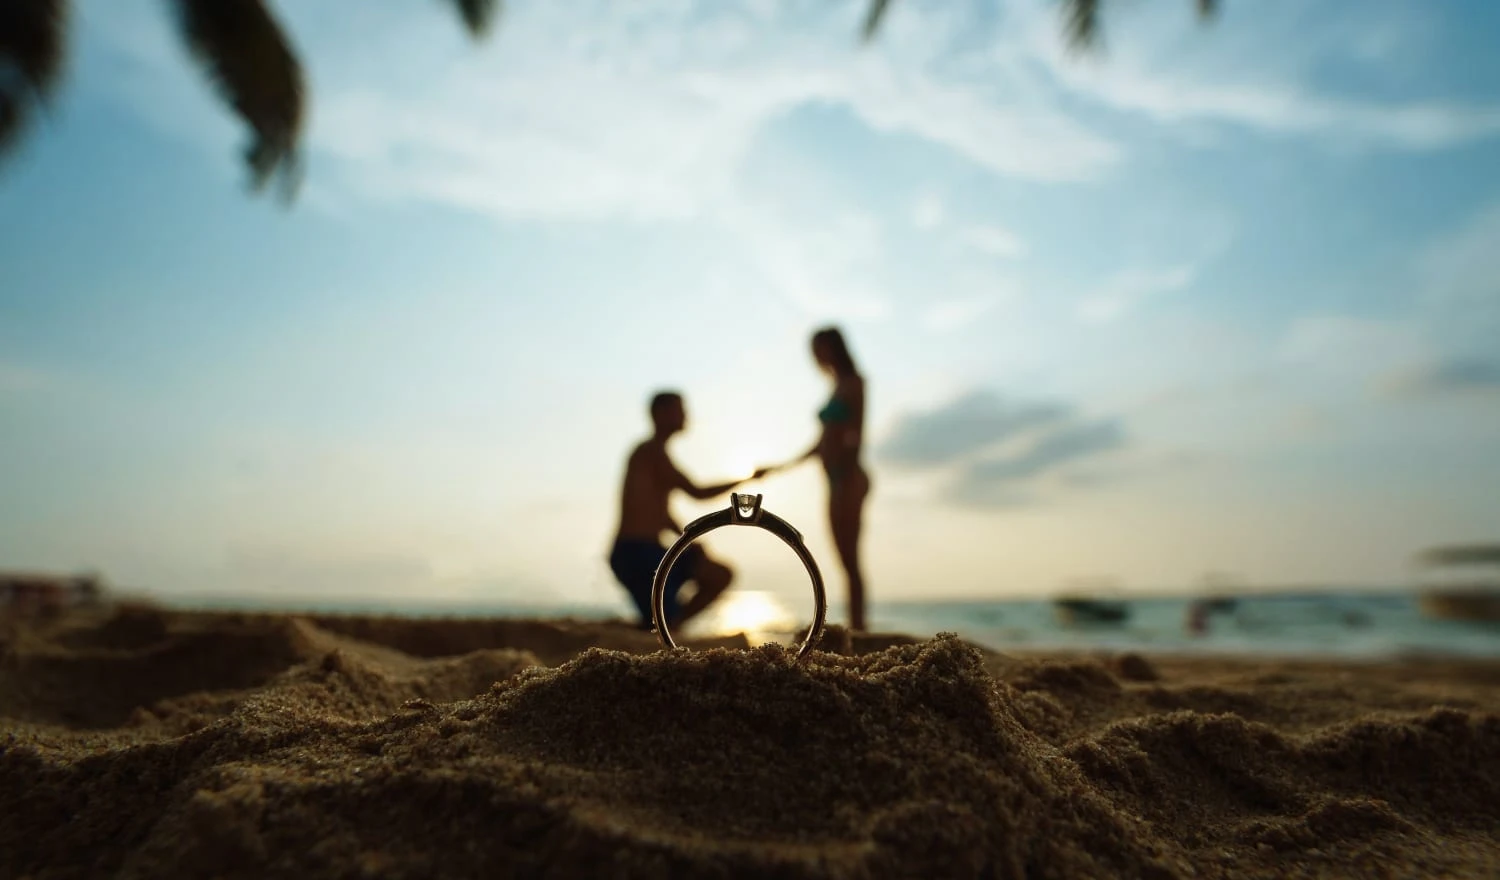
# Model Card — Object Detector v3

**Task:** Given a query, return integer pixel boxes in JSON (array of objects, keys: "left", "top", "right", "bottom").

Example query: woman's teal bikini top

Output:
[{"left": 818, "top": 394, "right": 853, "bottom": 424}]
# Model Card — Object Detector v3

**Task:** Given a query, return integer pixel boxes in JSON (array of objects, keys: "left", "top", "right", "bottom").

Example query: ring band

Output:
[{"left": 651, "top": 493, "right": 827, "bottom": 662}]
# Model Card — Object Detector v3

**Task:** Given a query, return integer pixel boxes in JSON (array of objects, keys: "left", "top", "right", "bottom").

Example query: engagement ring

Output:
[{"left": 651, "top": 493, "right": 827, "bottom": 661}]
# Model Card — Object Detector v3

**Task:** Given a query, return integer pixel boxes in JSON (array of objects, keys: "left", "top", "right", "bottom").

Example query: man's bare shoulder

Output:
[{"left": 626, "top": 438, "right": 670, "bottom": 476}]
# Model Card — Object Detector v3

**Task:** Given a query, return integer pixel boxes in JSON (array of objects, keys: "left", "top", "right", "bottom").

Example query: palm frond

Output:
[
  {"left": 448, "top": 0, "right": 501, "bottom": 39},
  {"left": 1062, "top": 0, "right": 1102, "bottom": 52},
  {"left": 171, "top": 0, "right": 305, "bottom": 201},
  {"left": 0, "top": 0, "right": 67, "bottom": 159},
  {"left": 861, "top": 0, "right": 892, "bottom": 43}
]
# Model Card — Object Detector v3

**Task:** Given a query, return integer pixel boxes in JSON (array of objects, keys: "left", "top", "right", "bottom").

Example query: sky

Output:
[{"left": 2, "top": 0, "right": 1499, "bottom": 616}]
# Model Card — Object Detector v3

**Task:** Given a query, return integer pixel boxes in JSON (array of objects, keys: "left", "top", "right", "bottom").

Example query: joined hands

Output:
[{"left": 749, "top": 458, "right": 802, "bottom": 481}]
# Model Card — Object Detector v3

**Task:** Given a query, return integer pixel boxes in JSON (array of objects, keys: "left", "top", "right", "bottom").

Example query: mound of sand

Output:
[{"left": 2, "top": 608, "right": 1498, "bottom": 878}]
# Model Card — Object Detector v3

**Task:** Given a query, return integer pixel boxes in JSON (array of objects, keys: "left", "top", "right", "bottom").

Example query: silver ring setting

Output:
[{"left": 651, "top": 493, "right": 828, "bottom": 662}]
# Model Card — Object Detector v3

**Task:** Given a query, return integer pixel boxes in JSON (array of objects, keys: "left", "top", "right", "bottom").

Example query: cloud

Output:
[
  {"left": 957, "top": 224, "right": 1027, "bottom": 259},
  {"left": 86, "top": 1, "right": 1136, "bottom": 325},
  {"left": 81, "top": 0, "right": 1500, "bottom": 251},
  {"left": 719, "top": 195, "right": 893, "bottom": 320},
  {"left": 1055, "top": 64, "right": 1500, "bottom": 151},
  {"left": 263, "top": 1, "right": 1119, "bottom": 224},
  {"left": 1384, "top": 358, "right": 1500, "bottom": 398},
  {"left": 911, "top": 192, "right": 945, "bottom": 229},
  {"left": 878, "top": 390, "right": 1070, "bottom": 465},
  {"left": 1276, "top": 200, "right": 1500, "bottom": 403},
  {"left": 1265, "top": 199, "right": 1500, "bottom": 411},
  {"left": 1025, "top": 2, "right": 1500, "bottom": 152},
  {"left": 82, "top": 0, "right": 1500, "bottom": 235},
  {"left": 1278, "top": 314, "right": 1425, "bottom": 369},
  {"left": 960, "top": 418, "right": 1126, "bottom": 483},
  {"left": 946, "top": 417, "right": 1126, "bottom": 506},
  {"left": 878, "top": 389, "right": 1129, "bottom": 507},
  {"left": 1076, "top": 264, "right": 1196, "bottom": 324},
  {"left": 921, "top": 295, "right": 1001, "bottom": 332},
  {"left": 905, "top": 190, "right": 1025, "bottom": 260}
]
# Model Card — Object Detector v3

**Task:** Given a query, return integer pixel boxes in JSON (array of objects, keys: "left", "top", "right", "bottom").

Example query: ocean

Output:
[
  {"left": 165, "top": 588, "right": 1500, "bottom": 660},
  {"left": 872, "top": 592, "right": 1500, "bottom": 659}
]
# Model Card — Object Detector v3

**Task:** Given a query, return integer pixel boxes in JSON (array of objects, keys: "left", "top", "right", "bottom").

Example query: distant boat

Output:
[
  {"left": 1053, "top": 596, "right": 1130, "bottom": 626},
  {"left": 1414, "top": 544, "right": 1500, "bottom": 623},
  {"left": 1192, "top": 572, "right": 1243, "bottom": 614}
]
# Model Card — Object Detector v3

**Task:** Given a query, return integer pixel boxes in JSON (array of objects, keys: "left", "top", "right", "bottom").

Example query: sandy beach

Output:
[{"left": 3, "top": 605, "right": 1498, "bottom": 878}]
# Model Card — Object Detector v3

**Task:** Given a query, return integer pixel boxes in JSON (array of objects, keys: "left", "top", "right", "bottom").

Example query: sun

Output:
[
  {"left": 693, "top": 590, "right": 798, "bottom": 643},
  {"left": 721, "top": 445, "right": 767, "bottom": 482}
]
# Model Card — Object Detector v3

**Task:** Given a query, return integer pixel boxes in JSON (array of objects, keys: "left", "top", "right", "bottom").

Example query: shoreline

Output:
[{"left": 117, "top": 586, "right": 1500, "bottom": 662}]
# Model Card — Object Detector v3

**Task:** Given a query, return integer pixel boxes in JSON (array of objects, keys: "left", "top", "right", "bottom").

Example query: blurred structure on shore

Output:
[
  {"left": 1416, "top": 545, "right": 1500, "bottom": 623},
  {"left": 1, "top": 571, "right": 108, "bottom": 620}
]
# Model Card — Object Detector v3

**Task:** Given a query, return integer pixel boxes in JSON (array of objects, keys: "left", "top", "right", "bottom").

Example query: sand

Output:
[{"left": 3, "top": 606, "right": 1499, "bottom": 878}]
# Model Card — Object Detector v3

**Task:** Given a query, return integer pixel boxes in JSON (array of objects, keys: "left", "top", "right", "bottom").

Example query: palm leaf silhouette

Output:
[
  {"left": 0, "top": 0, "right": 66, "bottom": 158},
  {"left": 1062, "top": 0, "right": 1102, "bottom": 50},
  {"left": 858, "top": 0, "right": 1218, "bottom": 49},
  {"left": 1, "top": 0, "right": 494, "bottom": 199},
  {"left": 449, "top": 0, "right": 502, "bottom": 38},
  {"left": 171, "top": 0, "right": 305, "bottom": 201},
  {"left": 861, "top": 0, "right": 892, "bottom": 44}
]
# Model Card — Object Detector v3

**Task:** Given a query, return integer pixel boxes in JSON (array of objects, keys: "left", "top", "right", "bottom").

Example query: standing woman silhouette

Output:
[{"left": 784, "top": 326, "right": 871, "bottom": 631}]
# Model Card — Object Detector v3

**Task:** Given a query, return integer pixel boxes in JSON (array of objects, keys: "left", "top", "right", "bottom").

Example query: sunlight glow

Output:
[
  {"left": 722, "top": 445, "right": 763, "bottom": 482},
  {"left": 691, "top": 589, "right": 798, "bottom": 643}
]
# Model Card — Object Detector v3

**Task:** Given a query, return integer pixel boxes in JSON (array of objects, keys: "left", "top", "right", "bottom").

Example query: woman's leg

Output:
[{"left": 829, "top": 469, "right": 870, "bottom": 631}]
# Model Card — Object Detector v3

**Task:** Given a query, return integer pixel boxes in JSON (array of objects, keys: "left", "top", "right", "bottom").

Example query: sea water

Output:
[
  {"left": 167, "top": 588, "right": 1500, "bottom": 659},
  {"left": 873, "top": 592, "right": 1500, "bottom": 659}
]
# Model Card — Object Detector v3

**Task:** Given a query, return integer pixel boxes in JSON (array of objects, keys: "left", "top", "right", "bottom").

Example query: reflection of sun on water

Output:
[{"left": 691, "top": 590, "right": 798, "bottom": 644}]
